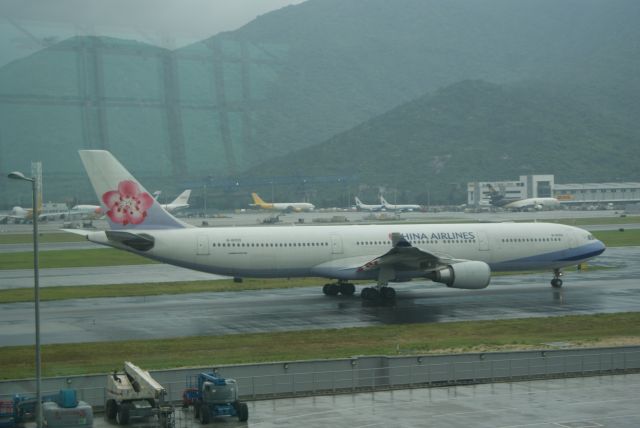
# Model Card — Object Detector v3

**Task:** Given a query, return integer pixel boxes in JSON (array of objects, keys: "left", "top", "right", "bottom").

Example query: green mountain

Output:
[
  {"left": 247, "top": 80, "right": 640, "bottom": 206},
  {"left": 0, "top": 0, "right": 638, "bottom": 206}
]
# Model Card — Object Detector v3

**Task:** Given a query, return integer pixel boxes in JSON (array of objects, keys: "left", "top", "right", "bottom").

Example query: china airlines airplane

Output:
[{"left": 68, "top": 150, "right": 605, "bottom": 300}]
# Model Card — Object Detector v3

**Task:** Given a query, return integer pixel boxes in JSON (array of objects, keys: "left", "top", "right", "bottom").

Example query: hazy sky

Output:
[{"left": 0, "top": 0, "right": 306, "bottom": 65}]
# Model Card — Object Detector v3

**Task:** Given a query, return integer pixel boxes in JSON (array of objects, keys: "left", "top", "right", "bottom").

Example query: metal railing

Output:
[{"left": 2, "top": 347, "right": 639, "bottom": 407}]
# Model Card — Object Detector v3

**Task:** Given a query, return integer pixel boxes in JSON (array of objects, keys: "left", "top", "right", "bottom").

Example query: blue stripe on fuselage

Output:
[{"left": 490, "top": 241, "right": 605, "bottom": 271}]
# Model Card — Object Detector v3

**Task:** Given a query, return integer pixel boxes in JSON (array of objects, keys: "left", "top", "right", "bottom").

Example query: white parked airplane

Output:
[
  {"left": 380, "top": 196, "right": 422, "bottom": 212},
  {"left": 2, "top": 206, "right": 67, "bottom": 223},
  {"left": 67, "top": 204, "right": 104, "bottom": 220},
  {"left": 487, "top": 185, "right": 560, "bottom": 211},
  {"left": 161, "top": 189, "right": 191, "bottom": 213},
  {"left": 69, "top": 150, "right": 605, "bottom": 300},
  {"left": 501, "top": 197, "right": 561, "bottom": 211},
  {"left": 1, "top": 206, "right": 35, "bottom": 223},
  {"left": 354, "top": 197, "right": 384, "bottom": 212},
  {"left": 250, "top": 192, "right": 315, "bottom": 212}
]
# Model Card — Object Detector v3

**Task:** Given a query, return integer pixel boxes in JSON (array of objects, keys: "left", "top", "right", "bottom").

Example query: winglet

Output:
[{"left": 79, "top": 150, "right": 192, "bottom": 230}]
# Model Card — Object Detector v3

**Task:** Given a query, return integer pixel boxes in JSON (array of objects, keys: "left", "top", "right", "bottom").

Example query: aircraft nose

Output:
[{"left": 594, "top": 239, "right": 606, "bottom": 256}]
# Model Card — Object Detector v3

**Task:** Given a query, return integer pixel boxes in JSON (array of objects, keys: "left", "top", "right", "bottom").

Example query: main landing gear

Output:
[
  {"left": 322, "top": 281, "right": 356, "bottom": 296},
  {"left": 361, "top": 286, "right": 396, "bottom": 301},
  {"left": 551, "top": 268, "right": 563, "bottom": 288}
]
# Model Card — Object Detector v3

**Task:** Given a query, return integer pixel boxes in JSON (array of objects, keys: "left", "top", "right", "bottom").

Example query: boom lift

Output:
[
  {"left": 188, "top": 372, "right": 248, "bottom": 423},
  {"left": 105, "top": 361, "right": 173, "bottom": 426}
]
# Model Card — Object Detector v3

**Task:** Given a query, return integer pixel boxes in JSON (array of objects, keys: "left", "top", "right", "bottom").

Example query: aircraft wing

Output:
[
  {"left": 357, "top": 233, "right": 454, "bottom": 273},
  {"left": 37, "top": 211, "right": 66, "bottom": 221}
]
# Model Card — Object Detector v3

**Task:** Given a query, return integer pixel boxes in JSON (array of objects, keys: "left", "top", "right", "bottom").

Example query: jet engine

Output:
[{"left": 428, "top": 261, "right": 491, "bottom": 289}]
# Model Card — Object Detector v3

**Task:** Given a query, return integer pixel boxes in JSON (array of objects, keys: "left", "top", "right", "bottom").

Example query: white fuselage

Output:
[
  {"left": 380, "top": 197, "right": 421, "bottom": 212},
  {"left": 356, "top": 202, "right": 384, "bottom": 211},
  {"left": 270, "top": 202, "right": 315, "bottom": 211},
  {"left": 503, "top": 197, "right": 561, "bottom": 210},
  {"left": 86, "top": 222, "right": 604, "bottom": 281}
]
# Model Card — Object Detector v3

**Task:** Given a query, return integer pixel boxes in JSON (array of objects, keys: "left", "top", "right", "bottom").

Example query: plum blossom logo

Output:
[{"left": 102, "top": 180, "right": 154, "bottom": 225}]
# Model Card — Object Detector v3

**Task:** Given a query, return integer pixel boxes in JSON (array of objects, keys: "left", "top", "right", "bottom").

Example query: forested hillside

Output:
[{"left": 249, "top": 80, "right": 640, "bottom": 205}]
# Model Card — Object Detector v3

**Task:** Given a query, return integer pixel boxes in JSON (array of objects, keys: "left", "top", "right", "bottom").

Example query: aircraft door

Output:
[
  {"left": 197, "top": 234, "right": 210, "bottom": 255},
  {"left": 330, "top": 235, "right": 343, "bottom": 254},
  {"left": 477, "top": 231, "right": 489, "bottom": 251}
]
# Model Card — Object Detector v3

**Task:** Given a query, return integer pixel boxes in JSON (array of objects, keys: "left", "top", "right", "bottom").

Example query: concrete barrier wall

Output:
[{"left": 2, "top": 346, "right": 639, "bottom": 407}]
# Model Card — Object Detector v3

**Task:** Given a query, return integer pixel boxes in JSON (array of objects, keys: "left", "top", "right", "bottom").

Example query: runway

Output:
[
  {"left": 0, "top": 246, "right": 636, "bottom": 346},
  {"left": 0, "top": 264, "right": 227, "bottom": 289}
]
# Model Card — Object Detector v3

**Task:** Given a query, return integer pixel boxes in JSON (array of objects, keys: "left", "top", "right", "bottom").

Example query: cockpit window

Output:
[{"left": 587, "top": 234, "right": 595, "bottom": 240}]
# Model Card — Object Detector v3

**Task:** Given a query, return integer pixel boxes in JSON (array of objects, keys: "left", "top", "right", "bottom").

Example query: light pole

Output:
[{"left": 8, "top": 169, "right": 42, "bottom": 428}]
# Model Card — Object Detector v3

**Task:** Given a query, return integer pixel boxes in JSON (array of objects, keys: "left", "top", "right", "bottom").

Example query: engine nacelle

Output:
[{"left": 431, "top": 261, "right": 491, "bottom": 289}]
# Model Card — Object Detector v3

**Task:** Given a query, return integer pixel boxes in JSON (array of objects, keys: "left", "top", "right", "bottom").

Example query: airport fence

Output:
[{"left": 1, "top": 346, "right": 639, "bottom": 408}]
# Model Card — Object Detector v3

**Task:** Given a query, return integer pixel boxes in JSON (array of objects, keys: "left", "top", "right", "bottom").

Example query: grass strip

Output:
[
  {"left": 551, "top": 215, "right": 640, "bottom": 226},
  {"left": 1, "top": 312, "right": 639, "bottom": 380},
  {"left": 592, "top": 229, "right": 640, "bottom": 246},
  {"left": 0, "top": 248, "right": 156, "bottom": 270},
  {"left": 0, "top": 278, "right": 335, "bottom": 303},
  {"left": 0, "top": 233, "right": 86, "bottom": 244}
]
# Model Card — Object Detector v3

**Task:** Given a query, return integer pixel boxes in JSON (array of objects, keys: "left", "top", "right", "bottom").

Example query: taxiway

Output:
[{"left": 0, "top": 246, "right": 636, "bottom": 346}]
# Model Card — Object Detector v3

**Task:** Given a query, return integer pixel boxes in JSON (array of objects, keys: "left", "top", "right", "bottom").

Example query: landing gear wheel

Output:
[
  {"left": 339, "top": 283, "right": 355, "bottom": 296},
  {"left": 551, "top": 269, "right": 563, "bottom": 288},
  {"left": 323, "top": 283, "right": 339, "bottom": 296},
  {"left": 551, "top": 278, "right": 563, "bottom": 288},
  {"left": 361, "top": 287, "right": 380, "bottom": 300},
  {"left": 381, "top": 287, "right": 396, "bottom": 300}
]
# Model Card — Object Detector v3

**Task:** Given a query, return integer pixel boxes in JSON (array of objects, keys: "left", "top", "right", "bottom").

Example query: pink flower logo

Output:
[{"left": 102, "top": 180, "right": 154, "bottom": 225}]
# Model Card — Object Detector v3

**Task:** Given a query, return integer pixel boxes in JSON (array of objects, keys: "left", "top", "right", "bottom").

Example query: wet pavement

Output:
[{"left": 0, "top": 246, "right": 637, "bottom": 346}]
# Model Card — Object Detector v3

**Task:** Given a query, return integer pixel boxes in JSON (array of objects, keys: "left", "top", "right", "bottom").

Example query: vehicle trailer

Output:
[{"left": 188, "top": 372, "right": 248, "bottom": 423}]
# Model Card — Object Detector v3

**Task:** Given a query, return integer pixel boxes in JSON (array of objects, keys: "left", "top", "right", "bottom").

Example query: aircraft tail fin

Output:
[
  {"left": 171, "top": 189, "right": 191, "bottom": 205},
  {"left": 380, "top": 196, "right": 389, "bottom": 205},
  {"left": 251, "top": 192, "right": 267, "bottom": 206},
  {"left": 78, "top": 150, "right": 192, "bottom": 230}
]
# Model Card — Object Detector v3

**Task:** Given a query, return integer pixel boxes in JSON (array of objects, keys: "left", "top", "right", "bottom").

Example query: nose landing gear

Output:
[{"left": 551, "top": 269, "right": 563, "bottom": 288}]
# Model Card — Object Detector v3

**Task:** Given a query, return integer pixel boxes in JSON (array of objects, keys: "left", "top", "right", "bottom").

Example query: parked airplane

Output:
[
  {"left": 67, "top": 204, "right": 104, "bottom": 220},
  {"left": 161, "top": 189, "right": 191, "bottom": 213},
  {"left": 487, "top": 185, "right": 560, "bottom": 211},
  {"left": 380, "top": 196, "right": 422, "bottom": 212},
  {"left": 250, "top": 192, "right": 315, "bottom": 212},
  {"left": 1, "top": 206, "right": 35, "bottom": 223},
  {"left": 1, "top": 206, "right": 68, "bottom": 223},
  {"left": 69, "top": 150, "right": 605, "bottom": 300},
  {"left": 354, "top": 197, "right": 383, "bottom": 212}
]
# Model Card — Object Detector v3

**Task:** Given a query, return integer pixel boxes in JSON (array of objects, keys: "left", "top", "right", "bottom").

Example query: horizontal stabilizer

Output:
[{"left": 106, "top": 230, "right": 155, "bottom": 251}]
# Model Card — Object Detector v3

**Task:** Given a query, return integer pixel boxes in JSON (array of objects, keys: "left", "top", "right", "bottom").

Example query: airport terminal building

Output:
[
  {"left": 554, "top": 182, "right": 640, "bottom": 206},
  {"left": 468, "top": 175, "right": 640, "bottom": 209},
  {"left": 467, "top": 175, "right": 555, "bottom": 208}
]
